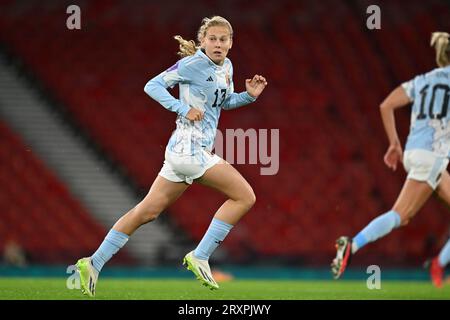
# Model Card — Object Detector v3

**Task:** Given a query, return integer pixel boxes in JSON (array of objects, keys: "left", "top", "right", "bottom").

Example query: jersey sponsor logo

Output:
[{"left": 206, "top": 76, "right": 214, "bottom": 82}]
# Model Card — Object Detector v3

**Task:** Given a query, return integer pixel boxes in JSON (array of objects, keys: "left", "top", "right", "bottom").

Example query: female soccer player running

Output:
[
  {"left": 75, "top": 16, "right": 267, "bottom": 296},
  {"left": 331, "top": 32, "right": 450, "bottom": 285}
]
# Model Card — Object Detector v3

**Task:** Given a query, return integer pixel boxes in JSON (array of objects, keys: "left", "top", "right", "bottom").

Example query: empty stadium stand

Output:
[
  {"left": 0, "top": 0, "right": 449, "bottom": 265},
  {"left": 0, "top": 120, "right": 133, "bottom": 264}
]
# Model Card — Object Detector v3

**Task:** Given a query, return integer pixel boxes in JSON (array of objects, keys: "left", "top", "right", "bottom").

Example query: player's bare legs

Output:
[
  {"left": 332, "top": 179, "right": 434, "bottom": 279},
  {"left": 76, "top": 175, "right": 189, "bottom": 296},
  {"left": 425, "top": 171, "right": 450, "bottom": 287},
  {"left": 182, "top": 160, "right": 256, "bottom": 290},
  {"left": 435, "top": 171, "right": 450, "bottom": 206},
  {"left": 391, "top": 179, "right": 434, "bottom": 226},
  {"left": 113, "top": 175, "right": 190, "bottom": 235},
  {"left": 196, "top": 159, "right": 256, "bottom": 225}
]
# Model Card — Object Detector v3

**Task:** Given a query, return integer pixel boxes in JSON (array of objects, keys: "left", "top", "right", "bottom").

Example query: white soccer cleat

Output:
[{"left": 183, "top": 251, "right": 219, "bottom": 290}]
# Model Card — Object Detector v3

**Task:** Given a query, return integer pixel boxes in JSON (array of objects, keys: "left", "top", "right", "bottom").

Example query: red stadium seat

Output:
[
  {"left": 0, "top": 0, "right": 448, "bottom": 265},
  {"left": 0, "top": 121, "right": 134, "bottom": 265}
]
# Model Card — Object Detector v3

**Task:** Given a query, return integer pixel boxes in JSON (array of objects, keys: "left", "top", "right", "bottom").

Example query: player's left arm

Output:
[{"left": 222, "top": 74, "right": 268, "bottom": 110}]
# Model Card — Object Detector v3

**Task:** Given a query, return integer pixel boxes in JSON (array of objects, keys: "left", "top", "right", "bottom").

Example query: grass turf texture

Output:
[{"left": 0, "top": 278, "right": 449, "bottom": 299}]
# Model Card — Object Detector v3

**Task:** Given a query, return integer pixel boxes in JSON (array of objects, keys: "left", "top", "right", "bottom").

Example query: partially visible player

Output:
[
  {"left": 331, "top": 32, "right": 450, "bottom": 281},
  {"left": 74, "top": 16, "right": 267, "bottom": 297},
  {"left": 425, "top": 178, "right": 450, "bottom": 287},
  {"left": 427, "top": 236, "right": 450, "bottom": 287}
]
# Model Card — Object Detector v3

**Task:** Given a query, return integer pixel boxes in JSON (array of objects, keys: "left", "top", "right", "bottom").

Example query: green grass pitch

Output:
[{"left": 0, "top": 278, "right": 449, "bottom": 299}]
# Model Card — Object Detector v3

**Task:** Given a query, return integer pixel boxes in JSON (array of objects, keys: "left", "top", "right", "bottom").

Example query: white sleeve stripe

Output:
[{"left": 401, "top": 81, "right": 414, "bottom": 100}]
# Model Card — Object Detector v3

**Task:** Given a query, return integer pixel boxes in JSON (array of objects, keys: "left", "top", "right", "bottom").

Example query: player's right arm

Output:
[
  {"left": 379, "top": 84, "right": 413, "bottom": 171},
  {"left": 144, "top": 60, "right": 203, "bottom": 120}
]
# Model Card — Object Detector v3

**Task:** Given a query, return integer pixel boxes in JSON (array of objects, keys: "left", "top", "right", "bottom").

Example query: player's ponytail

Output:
[
  {"left": 174, "top": 16, "right": 233, "bottom": 58},
  {"left": 174, "top": 35, "right": 197, "bottom": 58},
  {"left": 430, "top": 32, "right": 450, "bottom": 68}
]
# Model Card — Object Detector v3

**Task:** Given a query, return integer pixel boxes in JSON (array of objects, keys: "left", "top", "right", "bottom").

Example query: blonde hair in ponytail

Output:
[
  {"left": 174, "top": 16, "right": 233, "bottom": 58},
  {"left": 173, "top": 35, "right": 197, "bottom": 57},
  {"left": 430, "top": 32, "right": 450, "bottom": 67}
]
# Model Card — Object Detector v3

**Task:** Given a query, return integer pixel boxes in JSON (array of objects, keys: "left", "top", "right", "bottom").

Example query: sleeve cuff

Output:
[
  {"left": 243, "top": 91, "right": 257, "bottom": 102},
  {"left": 401, "top": 81, "right": 414, "bottom": 100}
]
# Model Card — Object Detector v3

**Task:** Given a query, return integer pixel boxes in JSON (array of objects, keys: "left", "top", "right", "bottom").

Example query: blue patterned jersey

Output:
[
  {"left": 402, "top": 65, "right": 450, "bottom": 157},
  {"left": 144, "top": 49, "right": 256, "bottom": 155}
]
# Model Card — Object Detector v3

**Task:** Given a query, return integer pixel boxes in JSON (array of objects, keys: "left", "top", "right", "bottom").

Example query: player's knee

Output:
[
  {"left": 249, "top": 190, "right": 256, "bottom": 207},
  {"left": 242, "top": 188, "right": 256, "bottom": 210}
]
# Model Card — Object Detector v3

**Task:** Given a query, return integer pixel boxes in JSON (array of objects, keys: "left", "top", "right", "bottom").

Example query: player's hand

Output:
[
  {"left": 245, "top": 75, "right": 268, "bottom": 99},
  {"left": 384, "top": 144, "right": 403, "bottom": 171},
  {"left": 186, "top": 107, "right": 204, "bottom": 121}
]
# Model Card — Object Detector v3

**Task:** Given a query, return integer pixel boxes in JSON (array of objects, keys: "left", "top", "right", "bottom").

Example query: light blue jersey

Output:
[
  {"left": 402, "top": 65, "right": 450, "bottom": 157},
  {"left": 144, "top": 49, "right": 256, "bottom": 156}
]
